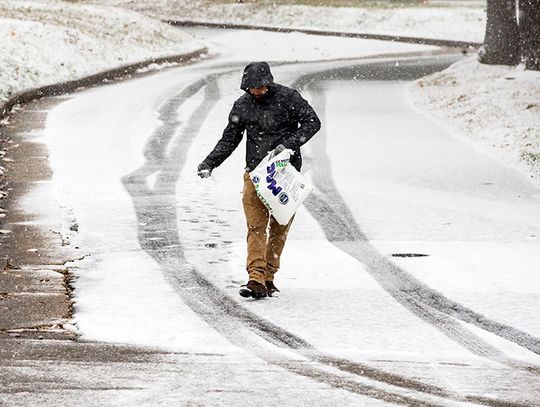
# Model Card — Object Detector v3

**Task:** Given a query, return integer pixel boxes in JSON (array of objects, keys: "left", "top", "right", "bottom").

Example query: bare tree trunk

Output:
[
  {"left": 519, "top": 0, "right": 540, "bottom": 70},
  {"left": 479, "top": 0, "right": 521, "bottom": 65}
]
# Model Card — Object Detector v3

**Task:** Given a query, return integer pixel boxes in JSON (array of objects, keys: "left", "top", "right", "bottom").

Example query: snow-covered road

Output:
[{"left": 23, "top": 29, "right": 540, "bottom": 405}]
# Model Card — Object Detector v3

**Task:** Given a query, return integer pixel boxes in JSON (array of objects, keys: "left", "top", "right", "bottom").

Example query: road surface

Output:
[{"left": 2, "top": 28, "right": 540, "bottom": 406}]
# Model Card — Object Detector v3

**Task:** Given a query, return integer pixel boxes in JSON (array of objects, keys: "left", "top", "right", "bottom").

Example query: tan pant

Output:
[{"left": 242, "top": 172, "right": 294, "bottom": 285}]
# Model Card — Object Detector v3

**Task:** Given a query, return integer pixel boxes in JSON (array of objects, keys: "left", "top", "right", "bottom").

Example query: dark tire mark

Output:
[
  {"left": 291, "top": 59, "right": 540, "bottom": 361},
  {"left": 144, "top": 78, "right": 209, "bottom": 162}
]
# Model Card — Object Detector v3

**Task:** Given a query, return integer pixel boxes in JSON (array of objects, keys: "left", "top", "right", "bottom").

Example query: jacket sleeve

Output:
[
  {"left": 202, "top": 101, "right": 245, "bottom": 169},
  {"left": 281, "top": 90, "right": 321, "bottom": 151}
]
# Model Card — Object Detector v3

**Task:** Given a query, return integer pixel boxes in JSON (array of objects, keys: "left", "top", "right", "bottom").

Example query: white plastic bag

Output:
[{"left": 249, "top": 149, "right": 314, "bottom": 225}]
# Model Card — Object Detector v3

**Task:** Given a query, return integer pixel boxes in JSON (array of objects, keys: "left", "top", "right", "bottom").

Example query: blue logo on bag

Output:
[
  {"left": 252, "top": 176, "right": 260, "bottom": 184},
  {"left": 278, "top": 192, "right": 289, "bottom": 205},
  {"left": 266, "top": 162, "right": 282, "bottom": 196}
]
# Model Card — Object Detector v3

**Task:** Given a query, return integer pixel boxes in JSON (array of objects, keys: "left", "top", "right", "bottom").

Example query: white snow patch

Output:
[
  {"left": 0, "top": 0, "right": 203, "bottom": 103},
  {"left": 409, "top": 57, "right": 540, "bottom": 185},
  {"left": 228, "top": 239, "right": 382, "bottom": 291},
  {"left": 72, "top": 253, "right": 236, "bottom": 353},
  {"left": 196, "top": 28, "right": 438, "bottom": 63},
  {"left": 104, "top": 0, "right": 486, "bottom": 43}
]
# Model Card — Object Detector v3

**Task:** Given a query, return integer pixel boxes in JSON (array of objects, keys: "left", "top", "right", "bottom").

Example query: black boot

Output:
[
  {"left": 239, "top": 280, "right": 268, "bottom": 299},
  {"left": 265, "top": 281, "right": 280, "bottom": 296}
]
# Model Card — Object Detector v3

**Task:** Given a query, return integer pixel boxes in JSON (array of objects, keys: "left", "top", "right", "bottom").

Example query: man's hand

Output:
[
  {"left": 197, "top": 162, "right": 212, "bottom": 178},
  {"left": 270, "top": 144, "right": 286, "bottom": 158}
]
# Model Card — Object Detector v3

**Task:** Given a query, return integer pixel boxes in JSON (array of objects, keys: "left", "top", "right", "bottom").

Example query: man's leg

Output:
[
  {"left": 265, "top": 215, "right": 294, "bottom": 283},
  {"left": 242, "top": 172, "right": 269, "bottom": 285}
]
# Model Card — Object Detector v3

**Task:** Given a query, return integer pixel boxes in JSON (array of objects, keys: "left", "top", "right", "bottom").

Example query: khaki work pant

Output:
[{"left": 242, "top": 172, "right": 294, "bottom": 285}]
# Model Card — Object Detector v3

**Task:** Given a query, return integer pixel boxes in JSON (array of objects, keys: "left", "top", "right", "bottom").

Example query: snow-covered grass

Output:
[
  {"left": 96, "top": 0, "right": 486, "bottom": 43},
  {"left": 0, "top": 0, "right": 203, "bottom": 103},
  {"left": 410, "top": 57, "right": 540, "bottom": 185}
]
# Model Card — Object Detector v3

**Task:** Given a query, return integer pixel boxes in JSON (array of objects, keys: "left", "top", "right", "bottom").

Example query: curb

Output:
[
  {"left": 0, "top": 47, "right": 207, "bottom": 122},
  {"left": 166, "top": 20, "right": 482, "bottom": 49}
]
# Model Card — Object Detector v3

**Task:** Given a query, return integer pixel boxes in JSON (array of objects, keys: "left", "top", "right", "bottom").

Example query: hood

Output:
[{"left": 240, "top": 61, "right": 274, "bottom": 92}]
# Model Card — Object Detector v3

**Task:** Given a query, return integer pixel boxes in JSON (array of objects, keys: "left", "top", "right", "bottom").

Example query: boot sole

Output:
[
  {"left": 239, "top": 287, "right": 267, "bottom": 299},
  {"left": 239, "top": 287, "right": 252, "bottom": 298}
]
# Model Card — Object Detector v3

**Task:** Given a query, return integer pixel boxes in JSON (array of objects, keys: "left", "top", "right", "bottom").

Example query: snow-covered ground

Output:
[
  {"left": 99, "top": 0, "right": 486, "bottom": 43},
  {"left": 43, "top": 32, "right": 437, "bottom": 351},
  {"left": 187, "top": 26, "right": 439, "bottom": 62},
  {"left": 22, "top": 25, "right": 538, "bottom": 403},
  {"left": 410, "top": 58, "right": 540, "bottom": 185},
  {"left": 1, "top": 0, "right": 538, "bottom": 402},
  {"left": 0, "top": 0, "right": 203, "bottom": 103}
]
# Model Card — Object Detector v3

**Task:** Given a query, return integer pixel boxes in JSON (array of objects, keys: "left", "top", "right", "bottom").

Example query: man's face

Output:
[{"left": 249, "top": 85, "right": 268, "bottom": 99}]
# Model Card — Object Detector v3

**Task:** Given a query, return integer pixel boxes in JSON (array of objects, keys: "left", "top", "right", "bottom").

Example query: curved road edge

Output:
[
  {"left": 0, "top": 47, "right": 208, "bottom": 122},
  {"left": 166, "top": 20, "right": 482, "bottom": 49}
]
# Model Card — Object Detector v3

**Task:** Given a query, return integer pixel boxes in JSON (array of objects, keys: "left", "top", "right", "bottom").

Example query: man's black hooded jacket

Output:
[{"left": 202, "top": 61, "right": 321, "bottom": 172}]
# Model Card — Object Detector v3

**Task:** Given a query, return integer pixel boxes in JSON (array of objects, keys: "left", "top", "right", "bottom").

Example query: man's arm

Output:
[
  {"left": 201, "top": 101, "right": 245, "bottom": 171},
  {"left": 281, "top": 90, "right": 321, "bottom": 151}
]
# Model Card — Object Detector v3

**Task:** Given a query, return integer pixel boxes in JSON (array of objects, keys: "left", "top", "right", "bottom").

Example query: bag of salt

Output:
[{"left": 249, "top": 149, "right": 314, "bottom": 225}]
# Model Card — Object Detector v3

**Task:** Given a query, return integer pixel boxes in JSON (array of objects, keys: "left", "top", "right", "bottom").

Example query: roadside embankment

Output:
[
  {"left": 0, "top": 0, "right": 204, "bottom": 106},
  {"left": 98, "top": 0, "right": 486, "bottom": 43},
  {"left": 410, "top": 57, "right": 540, "bottom": 185}
]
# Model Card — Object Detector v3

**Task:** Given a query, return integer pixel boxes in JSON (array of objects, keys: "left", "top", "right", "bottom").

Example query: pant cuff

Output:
[
  {"left": 248, "top": 270, "right": 266, "bottom": 285},
  {"left": 265, "top": 266, "right": 279, "bottom": 282}
]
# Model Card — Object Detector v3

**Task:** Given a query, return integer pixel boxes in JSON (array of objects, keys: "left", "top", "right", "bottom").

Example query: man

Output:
[{"left": 197, "top": 61, "right": 321, "bottom": 299}]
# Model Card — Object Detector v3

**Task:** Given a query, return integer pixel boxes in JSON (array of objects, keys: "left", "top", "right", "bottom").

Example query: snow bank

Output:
[
  {"left": 101, "top": 0, "right": 486, "bottom": 43},
  {"left": 0, "top": 0, "right": 203, "bottom": 103},
  {"left": 409, "top": 57, "right": 540, "bottom": 185}
]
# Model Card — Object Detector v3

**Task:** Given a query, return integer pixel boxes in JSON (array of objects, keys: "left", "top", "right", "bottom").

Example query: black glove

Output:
[{"left": 197, "top": 162, "right": 212, "bottom": 178}]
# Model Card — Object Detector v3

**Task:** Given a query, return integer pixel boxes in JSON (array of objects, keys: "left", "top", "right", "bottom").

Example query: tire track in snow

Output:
[
  {"left": 121, "top": 73, "right": 453, "bottom": 407},
  {"left": 290, "top": 58, "right": 540, "bottom": 366},
  {"left": 121, "top": 65, "right": 531, "bottom": 407}
]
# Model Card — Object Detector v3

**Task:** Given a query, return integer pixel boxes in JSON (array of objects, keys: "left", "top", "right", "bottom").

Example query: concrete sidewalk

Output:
[
  {"left": 0, "top": 97, "right": 76, "bottom": 340},
  {"left": 0, "top": 337, "right": 241, "bottom": 406}
]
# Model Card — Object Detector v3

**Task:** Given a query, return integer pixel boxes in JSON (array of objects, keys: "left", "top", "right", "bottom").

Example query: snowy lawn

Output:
[
  {"left": 0, "top": 0, "right": 203, "bottom": 103},
  {"left": 410, "top": 57, "right": 540, "bottom": 185},
  {"left": 96, "top": 0, "right": 486, "bottom": 43}
]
